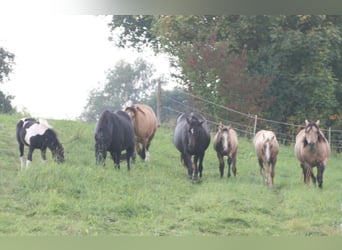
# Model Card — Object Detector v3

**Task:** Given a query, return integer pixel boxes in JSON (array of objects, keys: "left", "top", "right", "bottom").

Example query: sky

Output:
[{"left": 0, "top": 15, "right": 171, "bottom": 120}]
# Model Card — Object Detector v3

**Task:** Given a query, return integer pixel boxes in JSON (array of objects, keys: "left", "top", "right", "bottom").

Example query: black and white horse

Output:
[
  {"left": 16, "top": 118, "right": 64, "bottom": 170},
  {"left": 94, "top": 110, "right": 135, "bottom": 170}
]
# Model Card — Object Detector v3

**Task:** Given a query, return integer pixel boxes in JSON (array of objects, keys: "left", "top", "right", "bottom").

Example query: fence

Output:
[{"left": 160, "top": 89, "right": 342, "bottom": 152}]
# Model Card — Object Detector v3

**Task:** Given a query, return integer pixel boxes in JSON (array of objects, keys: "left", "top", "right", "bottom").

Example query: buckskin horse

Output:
[
  {"left": 253, "top": 129, "right": 279, "bottom": 187},
  {"left": 213, "top": 122, "right": 238, "bottom": 179},
  {"left": 294, "top": 120, "right": 330, "bottom": 188},
  {"left": 125, "top": 104, "right": 158, "bottom": 161}
]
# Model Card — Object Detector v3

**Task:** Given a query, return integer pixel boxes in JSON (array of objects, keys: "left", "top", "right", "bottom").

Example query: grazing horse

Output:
[
  {"left": 173, "top": 112, "right": 210, "bottom": 181},
  {"left": 253, "top": 130, "right": 279, "bottom": 187},
  {"left": 213, "top": 122, "right": 238, "bottom": 178},
  {"left": 294, "top": 120, "right": 330, "bottom": 188},
  {"left": 16, "top": 118, "right": 64, "bottom": 170},
  {"left": 94, "top": 110, "right": 135, "bottom": 170},
  {"left": 125, "top": 104, "right": 158, "bottom": 161}
]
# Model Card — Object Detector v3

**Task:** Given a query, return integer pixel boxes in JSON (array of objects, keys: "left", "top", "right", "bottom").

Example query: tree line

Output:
[{"left": 106, "top": 15, "right": 342, "bottom": 136}]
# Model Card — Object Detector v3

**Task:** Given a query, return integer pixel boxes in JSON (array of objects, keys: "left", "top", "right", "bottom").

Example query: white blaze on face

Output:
[
  {"left": 24, "top": 123, "right": 49, "bottom": 145},
  {"left": 222, "top": 131, "right": 228, "bottom": 152}
]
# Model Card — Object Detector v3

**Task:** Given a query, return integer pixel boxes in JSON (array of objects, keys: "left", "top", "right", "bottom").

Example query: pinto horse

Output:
[
  {"left": 94, "top": 110, "right": 135, "bottom": 170},
  {"left": 173, "top": 112, "right": 210, "bottom": 181},
  {"left": 16, "top": 118, "right": 64, "bottom": 170},
  {"left": 253, "top": 130, "right": 279, "bottom": 187},
  {"left": 294, "top": 120, "right": 330, "bottom": 188},
  {"left": 125, "top": 104, "right": 158, "bottom": 161},
  {"left": 213, "top": 122, "right": 238, "bottom": 179}
]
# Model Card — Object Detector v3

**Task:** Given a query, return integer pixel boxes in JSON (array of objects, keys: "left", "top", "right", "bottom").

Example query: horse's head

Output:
[
  {"left": 304, "top": 120, "right": 320, "bottom": 150},
  {"left": 95, "top": 133, "right": 107, "bottom": 165},
  {"left": 53, "top": 143, "right": 65, "bottom": 163},
  {"left": 186, "top": 116, "right": 204, "bottom": 153}
]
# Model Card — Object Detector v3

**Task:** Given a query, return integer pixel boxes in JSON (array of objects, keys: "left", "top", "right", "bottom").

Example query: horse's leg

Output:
[
  {"left": 183, "top": 154, "right": 193, "bottom": 179},
  {"left": 26, "top": 147, "right": 35, "bottom": 168},
  {"left": 231, "top": 151, "right": 237, "bottom": 177},
  {"left": 317, "top": 163, "right": 325, "bottom": 188},
  {"left": 19, "top": 142, "right": 25, "bottom": 171},
  {"left": 198, "top": 153, "right": 204, "bottom": 179},
  {"left": 217, "top": 153, "right": 224, "bottom": 178},
  {"left": 41, "top": 148, "right": 47, "bottom": 164},
  {"left": 269, "top": 161, "right": 275, "bottom": 188},
  {"left": 311, "top": 168, "right": 317, "bottom": 186},
  {"left": 258, "top": 158, "right": 265, "bottom": 181},
  {"left": 193, "top": 155, "right": 199, "bottom": 181},
  {"left": 111, "top": 151, "right": 120, "bottom": 170},
  {"left": 227, "top": 156, "right": 231, "bottom": 178},
  {"left": 126, "top": 147, "right": 134, "bottom": 171}
]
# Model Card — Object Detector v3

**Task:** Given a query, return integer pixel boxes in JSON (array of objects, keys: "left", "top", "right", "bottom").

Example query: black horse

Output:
[
  {"left": 173, "top": 112, "right": 211, "bottom": 181},
  {"left": 16, "top": 118, "right": 64, "bottom": 170},
  {"left": 94, "top": 110, "right": 135, "bottom": 170}
]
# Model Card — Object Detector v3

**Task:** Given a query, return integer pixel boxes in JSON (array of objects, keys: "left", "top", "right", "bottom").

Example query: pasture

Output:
[{"left": 0, "top": 113, "right": 341, "bottom": 236}]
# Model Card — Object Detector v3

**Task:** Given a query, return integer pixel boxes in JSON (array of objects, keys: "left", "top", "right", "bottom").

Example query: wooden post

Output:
[
  {"left": 328, "top": 127, "right": 331, "bottom": 143},
  {"left": 253, "top": 115, "right": 258, "bottom": 137},
  {"left": 156, "top": 79, "right": 161, "bottom": 126}
]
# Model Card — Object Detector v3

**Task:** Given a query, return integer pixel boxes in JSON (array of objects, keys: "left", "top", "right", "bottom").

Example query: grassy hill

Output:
[{"left": 0, "top": 113, "right": 341, "bottom": 236}]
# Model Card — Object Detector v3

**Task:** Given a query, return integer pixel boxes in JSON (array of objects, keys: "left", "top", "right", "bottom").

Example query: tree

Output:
[
  {"left": 80, "top": 58, "right": 156, "bottom": 122},
  {"left": 0, "top": 47, "right": 15, "bottom": 114},
  {"left": 109, "top": 15, "right": 342, "bottom": 132}
]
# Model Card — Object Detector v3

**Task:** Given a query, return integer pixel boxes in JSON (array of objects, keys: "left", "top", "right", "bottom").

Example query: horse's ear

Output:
[
  {"left": 316, "top": 120, "right": 320, "bottom": 126},
  {"left": 186, "top": 117, "right": 191, "bottom": 124},
  {"left": 305, "top": 119, "right": 309, "bottom": 126},
  {"left": 218, "top": 122, "right": 223, "bottom": 130},
  {"left": 199, "top": 120, "right": 204, "bottom": 126}
]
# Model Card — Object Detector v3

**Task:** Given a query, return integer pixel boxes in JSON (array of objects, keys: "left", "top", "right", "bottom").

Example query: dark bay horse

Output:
[
  {"left": 16, "top": 118, "right": 64, "bottom": 170},
  {"left": 294, "top": 120, "right": 330, "bottom": 188},
  {"left": 213, "top": 122, "right": 238, "bottom": 179},
  {"left": 173, "top": 112, "right": 210, "bottom": 181},
  {"left": 125, "top": 104, "right": 158, "bottom": 161},
  {"left": 94, "top": 110, "right": 135, "bottom": 170},
  {"left": 253, "top": 130, "right": 279, "bottom": 187}
]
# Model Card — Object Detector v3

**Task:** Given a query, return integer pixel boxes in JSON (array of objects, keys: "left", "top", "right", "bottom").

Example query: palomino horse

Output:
[
  {"left": 294, "top": 120, "right": 330, "bottom": 188},
  {"left": 253, "top": 130, "right": 279, "bottom": 187},
  {"left": 213, "top": 122, "right": 238, "bottom": 179},
  {"left": 95, "top": 110, "right": 135, "bottom": 170},
  {"left": 125, "top": 104, "right": 158, "bottom": 161},
  {"left": 173, "top": 112, "right": 211, "bottom": 181},
  {"left": 16, "top": 118, "right": 64, "bottom": 170}
]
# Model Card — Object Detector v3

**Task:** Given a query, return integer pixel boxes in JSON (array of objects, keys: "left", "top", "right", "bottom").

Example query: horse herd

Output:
[{"left": 15, "top": 104, "right": 331, "bottom": 189}]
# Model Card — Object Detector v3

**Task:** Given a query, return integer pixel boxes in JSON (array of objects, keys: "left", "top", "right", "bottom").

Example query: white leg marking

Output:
[
  {"left": 26, "top": 160, "right": 32, "bottom": 169},
  {"left": 145, "top": 151, "right": 150, "bottom": 161},
  {"left": 20, "top": 156, "right": 25, "bottom": 171}
]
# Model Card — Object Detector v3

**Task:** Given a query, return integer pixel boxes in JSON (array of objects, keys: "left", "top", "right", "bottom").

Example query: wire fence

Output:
[{"left": 160, "top": 89, "right": 342, "bottom": 152}]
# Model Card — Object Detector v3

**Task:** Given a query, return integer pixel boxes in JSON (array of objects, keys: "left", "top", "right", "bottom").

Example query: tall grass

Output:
[{"left": 0, "top": 113, "right": 341, "bottom": 235}]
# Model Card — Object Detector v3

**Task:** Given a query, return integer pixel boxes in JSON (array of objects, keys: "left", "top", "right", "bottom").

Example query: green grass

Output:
[{"left": 0, "top": 113, "right": 341, "bottom": 235}]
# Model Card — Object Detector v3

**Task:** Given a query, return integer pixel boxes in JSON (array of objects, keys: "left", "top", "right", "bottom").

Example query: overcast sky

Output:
[{"left": 0, "top": 15, "right": 170, "bottom": 120}]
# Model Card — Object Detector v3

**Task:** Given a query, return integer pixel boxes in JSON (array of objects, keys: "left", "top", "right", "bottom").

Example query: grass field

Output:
[{"left": 0, "top": 113, "right": 341, "bottom": 236}]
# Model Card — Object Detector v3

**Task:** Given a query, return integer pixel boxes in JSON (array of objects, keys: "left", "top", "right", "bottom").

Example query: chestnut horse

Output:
[
  {"left": 213, "top": 122, "right": 238, "bottom": 179},
  {"left": 125, "top": 104, "right": 158, "bottom": 161},
  {"left": 253, "top": 130, "right": 279, "bottom": 187},
  {"left": 294, "top": 120, "right": 330, "bottom": 188}
]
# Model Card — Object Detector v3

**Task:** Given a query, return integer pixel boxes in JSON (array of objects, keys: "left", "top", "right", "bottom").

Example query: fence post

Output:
[
  {"left": 156, "top": 79, "right": 162, "bottom": 126},
  {"left": 328, "top": 127, "right": 331, "bottom": 143},
  {"left": 253, "top": 115, "right": 258, "bottom": 137}
]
